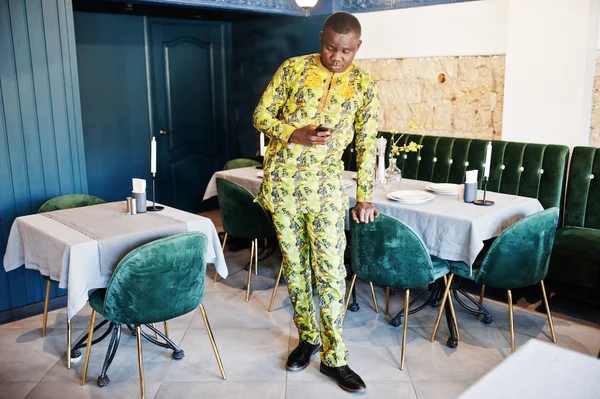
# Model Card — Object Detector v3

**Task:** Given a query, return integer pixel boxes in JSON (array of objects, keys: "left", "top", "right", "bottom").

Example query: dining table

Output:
[{"left": 204, "top": 166, "right": 545, "bottom": 348}]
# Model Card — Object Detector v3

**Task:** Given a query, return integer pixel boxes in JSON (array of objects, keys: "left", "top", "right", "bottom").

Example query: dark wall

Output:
[
  {"left": 231, "top": 14, "right": 328, "bottom": 157},
  {"left": 0, "top": 0, "right": 86, "bottom": 311},
  {"left": 74, "top": 12, "right": 152, "bottom": 202}
]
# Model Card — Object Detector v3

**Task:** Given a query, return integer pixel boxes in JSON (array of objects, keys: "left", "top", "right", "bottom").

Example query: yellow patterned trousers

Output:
[{"left": 272, "top": 209, "right": 348, "bottom": 367}]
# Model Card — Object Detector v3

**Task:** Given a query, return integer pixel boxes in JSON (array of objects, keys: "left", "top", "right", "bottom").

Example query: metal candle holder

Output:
[
  {"left": 474, "top": 176, "right": 495, "bottom": 206},
  {"left": 146, "top": 173, "right": 164, "bottom": 212}
]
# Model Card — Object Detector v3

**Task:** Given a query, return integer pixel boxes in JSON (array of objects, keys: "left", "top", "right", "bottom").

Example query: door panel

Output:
[{"left": 148, "top": 19, "right": 229, "bottom": 212}]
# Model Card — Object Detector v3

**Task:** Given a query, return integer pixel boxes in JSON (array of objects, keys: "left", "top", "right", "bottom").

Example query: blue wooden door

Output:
[{"left": 148, "top": 19, "right": 230, "bottom": 213}]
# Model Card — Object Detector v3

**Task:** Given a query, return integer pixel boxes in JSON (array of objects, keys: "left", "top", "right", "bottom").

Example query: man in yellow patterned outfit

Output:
[{"left": 253, "top": 12, "right": 379, "bottom": 393}]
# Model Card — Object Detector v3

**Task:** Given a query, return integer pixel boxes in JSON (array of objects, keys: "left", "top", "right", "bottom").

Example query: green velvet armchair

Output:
[
  {"left": 349, "top": 214, "right": 453, "bottom": 370},
  {"left": 80, "top": 232, "right": 226, "bottom": 398},
  {"left": 548, "top": 147, "right": 600, "bottom": 301},
  {"left": 216, "top": 178, "right": 277, "bottom": 302},
  {"left": 431, "top": 208, "right": 560, "bottom": 353},
  {"left": 37, "top": 193, "right": 106, "bottom": 369}
]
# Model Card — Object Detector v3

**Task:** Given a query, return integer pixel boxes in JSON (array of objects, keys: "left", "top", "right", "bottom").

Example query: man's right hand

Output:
[{"left": 289, "top": 125, "right": 332, "bottom": 146}]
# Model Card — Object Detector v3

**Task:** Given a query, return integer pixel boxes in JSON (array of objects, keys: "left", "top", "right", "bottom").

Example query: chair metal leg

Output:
[
  {"left": 268, "top": 262, "right": 284, "bottom": 312},
  {"left": 42, "top": 279, "right": 51, "bottom": 337},
  {"left": 479, "top": 285, "right": 486, "bottom": 306},
  {"left": 214, "top": 233, "right": 228, "bottom": 282},
  {"left": 369, "top": 282, "right": 379, "bottom": 313},
  {"left": 385, "top": 287, "right": 390, "bottom": 316},
  {"left": 254, "top": 239, "right": 258, "bottom": 276},
  {"left": 443, "top": 275, "right": 460, "bottom": 341},
  {"left": 344, "top": 275, "right": 358, "bottom": 314},
  {"left": 430, "top": 274, "right": 454, "bottom": 342},
  {"left": 507, "top": 289, "right": 515, "bottom": 353},
  {"left": 245, "top": 240, "right": 255, "bottom": 302},
  {"left": 67, "top": 320, "right": 72, "bottom": 369},
  {"left": 199, "top": 304, "right": 226, "bottom": 380},
  {"left": 163, "top": 321, "right": 169, "bottom": 339},
  {"left": 81, "top": 310, "right": 97, "bottom": 386},
  {"left": 136, "top": 325, "right": 146, "bottom": 399},
  {"left": 400, "top": 289, "right": 409, "bottom": 370},
  {"left": 151, "top": 323, "right": 158, "bottom": 338},
  {"left": 540, "top": 280, "right": 556, "bottom": 343}
]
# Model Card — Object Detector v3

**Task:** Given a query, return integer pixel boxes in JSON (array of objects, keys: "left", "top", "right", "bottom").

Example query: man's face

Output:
[{"left": 319, "top": 27, "right": 362, "bottom": 74}]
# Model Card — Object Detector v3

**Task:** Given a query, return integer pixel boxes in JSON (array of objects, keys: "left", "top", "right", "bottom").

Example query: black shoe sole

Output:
[
  {"left": 320, "top": 366, "right": 367, "bottom": 393},
  {"left": 286, "top": 345, "right": 321, "bottom": 372}
]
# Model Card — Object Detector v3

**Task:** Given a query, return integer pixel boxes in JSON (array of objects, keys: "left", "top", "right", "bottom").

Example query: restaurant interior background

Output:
[{"left": 1, "top": 0, "right": 599, "bottom": 321}]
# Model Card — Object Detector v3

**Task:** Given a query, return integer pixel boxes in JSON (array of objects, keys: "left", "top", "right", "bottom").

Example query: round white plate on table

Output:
[
  {"left": 257, "top": 171, "right": 264, "bottom": 178},
  {"left": 387, "top": 190, "right": 435, "bottom": 204},
  {"left": 425, "top": 183, "right": 459, "bottom": 195}
]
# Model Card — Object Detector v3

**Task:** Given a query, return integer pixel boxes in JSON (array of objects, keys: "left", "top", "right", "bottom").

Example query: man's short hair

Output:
[{"left": 323, "top": 12, "right": 362, "bottom": 37}]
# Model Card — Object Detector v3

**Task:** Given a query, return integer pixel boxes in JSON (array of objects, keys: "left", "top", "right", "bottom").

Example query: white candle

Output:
[
  {"left": 151, "top": 137, "right": 156, "bottom": 174},
  {"left": 259, "top": 132, "right": 266, "bottom": 156},
  {"left": 484, "top": 141, "right": 492, "bottom": 178}
]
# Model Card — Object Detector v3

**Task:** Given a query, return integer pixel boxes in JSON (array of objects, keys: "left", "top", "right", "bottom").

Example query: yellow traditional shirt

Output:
[{"left": 253, "top": 53, "right": 379, "bottom": 214}]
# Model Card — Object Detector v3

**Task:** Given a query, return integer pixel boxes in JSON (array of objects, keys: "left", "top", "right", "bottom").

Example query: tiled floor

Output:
[{"left": 1, "top": 235, "right": 599, "bottom": 398}]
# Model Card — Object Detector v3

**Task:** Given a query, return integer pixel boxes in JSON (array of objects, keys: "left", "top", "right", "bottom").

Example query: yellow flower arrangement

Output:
[{"left": 389, "top": 107, "right": 429, "bottom": 157}]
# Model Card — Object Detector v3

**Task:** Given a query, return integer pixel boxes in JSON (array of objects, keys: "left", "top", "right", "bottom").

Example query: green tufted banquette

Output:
[
  {"left": 548, "top": 146, "right": 600, "bottom": 297},
  {"left": 344, "top": 133, "right": 570, "bottom": 211}
]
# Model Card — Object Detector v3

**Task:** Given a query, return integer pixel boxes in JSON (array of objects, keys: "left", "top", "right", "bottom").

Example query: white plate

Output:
[
  {"left": 257, "top": 171, "right": 264, "bottom": 178},
  {"left": 352, "top": 173, "right": 358, "bottom": 180},
  {"left": 425, "top": 183, "right": 459, "bottom": 195},
  {"left": 387, "top": 190, "right": 434, "bottom": 204}
]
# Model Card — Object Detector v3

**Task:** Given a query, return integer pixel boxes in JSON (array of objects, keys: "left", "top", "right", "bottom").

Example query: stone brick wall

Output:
[
  {"left": 355, "top": 55, "right": 506, "bottom": 140},
  {"left": 590, "top": 54, "right": 600, "bottom": 147}
]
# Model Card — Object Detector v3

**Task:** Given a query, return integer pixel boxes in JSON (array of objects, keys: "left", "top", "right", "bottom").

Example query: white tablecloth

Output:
[
  {"left": 204, "top": 167, "right": 543, "bottom": 267},
  {"left": 459, "top": 340, "right": 600, "bottom": 399},
  {"left": 3, "top": 202, "right": 227, "bottom": 320}
]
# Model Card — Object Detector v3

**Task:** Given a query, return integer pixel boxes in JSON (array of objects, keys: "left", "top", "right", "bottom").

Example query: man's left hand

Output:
[{"left": 351, "top": 202, "right": 380, "bottom": 224}]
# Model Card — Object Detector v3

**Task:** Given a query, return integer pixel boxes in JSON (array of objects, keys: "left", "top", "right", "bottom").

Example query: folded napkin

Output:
[
  {"left": 133, "top": 178, "right": 146, "bottom": 193},
  {"left": 465, "top": 170, "right": 478, "bottom": 184}
]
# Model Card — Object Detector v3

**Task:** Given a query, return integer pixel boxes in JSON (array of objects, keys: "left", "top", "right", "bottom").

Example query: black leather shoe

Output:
[
  {"left": 286, "top": 341, "right": 321, "bottom": 371},
  {"left": 320, "top": 363, "right": 367, "bottom": 393}
]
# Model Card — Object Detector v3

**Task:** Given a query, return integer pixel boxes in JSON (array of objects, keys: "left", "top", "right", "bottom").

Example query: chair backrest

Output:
[
  {"left": 563, "top": 146, "right": 600, "bottom": 229},
  {"left": 350, "top": 214, "right": 438, "bottom": 289},
  {"left": 477, "top": 208, "right": 559, "bottom": 289},
  {"left": 223, "top": 158, "right": 261, "bottom": 170},
  {"left": 216, "top": 178, "right": 275, "bottom": 239},
  {"left": 343, "top": 134, "right": 569, "bottom": 212},
  {"left": 38, "top": 194, "right": 106, "bottom": 213},
  {"left": 101, "top": 232, "right": 208, "bottom": 325}
]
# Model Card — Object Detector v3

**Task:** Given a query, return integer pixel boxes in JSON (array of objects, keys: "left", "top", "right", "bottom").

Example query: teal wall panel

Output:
[
  {"left": 0, "top": 0, "right": 86, "bottom": 311},
  {"left": 74, "top": 12, "right": 152, "bottom": 202}
]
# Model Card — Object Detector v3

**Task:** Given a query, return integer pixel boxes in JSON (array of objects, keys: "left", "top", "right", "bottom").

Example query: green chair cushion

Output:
[
  {"left": 553, "top": 226, "right": 600, "bottom": 259},
  {"left": 452, "top": 208, "right": 559, "bottom": 289},
  {"left": 216, "top": 178, "right": 276, "bottom": 240},
  {"left": 38, "top": 194, "right": 105, "bottom": 213},
  {"left": 95, "top": 232, "right": 209, "bottom": 325},
  {"left": 351, "top": 214, "right": 450, "bottom": 289}
]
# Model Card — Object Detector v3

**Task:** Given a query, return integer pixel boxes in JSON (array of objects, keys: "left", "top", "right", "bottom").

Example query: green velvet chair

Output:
[
  {"left": 348, "top": 214, "right": 452, "bottom": 370},
  {"left": 216, "top": 178, "right": 277, "bottom": 302},
  {"left": 548, "top": 146, "right": 600, "bottom": 302},
  {"left": 80, "top": 232, "right": 226, "bottom": 398},
  {"left": 431, "top": 208, "right": 560, "bottom": 353},
  {"left": 212, "top": 157, "right": 263, "bottom": 282},
  {"left": 37, "top": 193, "right": 106, "bottom": 369},
  {"left": 223, "top": 158, "right": 261, "bottom": 170}
]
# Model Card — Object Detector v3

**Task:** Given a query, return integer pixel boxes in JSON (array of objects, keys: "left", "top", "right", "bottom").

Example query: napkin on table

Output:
[
  {"left": 132, "top": 178, "right": 146, "bottom": 193},
  {"left": 465, "top": 170, "right": 478, "bottom": 184}
]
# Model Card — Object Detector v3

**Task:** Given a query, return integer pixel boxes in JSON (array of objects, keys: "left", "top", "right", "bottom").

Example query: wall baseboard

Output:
[{"left": 0, "top": 295, "right": 67, "bottom": 326}]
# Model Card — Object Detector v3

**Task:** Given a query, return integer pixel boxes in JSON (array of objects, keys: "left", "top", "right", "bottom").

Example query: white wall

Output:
[
  {"left": 354, "top": 0, "right": 600, "bottom": 146},
  {"left": 502, "top": 0, "right": 599, "bottom": 146},
  {"left": 355, "top": 0, "right": 508, "bottom": 60}
]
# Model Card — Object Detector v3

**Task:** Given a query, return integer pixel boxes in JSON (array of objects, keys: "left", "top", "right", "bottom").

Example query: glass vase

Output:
[{"left": 384, "top": 157, "right": 402, "bottom": 192}]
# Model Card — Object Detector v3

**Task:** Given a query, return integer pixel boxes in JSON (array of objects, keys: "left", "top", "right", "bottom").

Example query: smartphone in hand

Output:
[{"left": 316, "top": 124, "right": 334, "bottom": 137}]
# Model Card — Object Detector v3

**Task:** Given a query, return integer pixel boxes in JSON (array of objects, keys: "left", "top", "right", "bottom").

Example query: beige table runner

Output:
[{"left": 42, "top": 202, "right": 187, "bottom": 275}]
